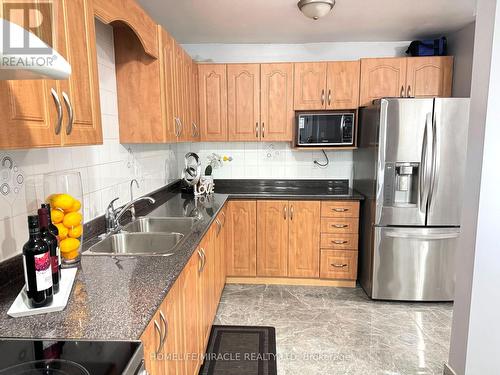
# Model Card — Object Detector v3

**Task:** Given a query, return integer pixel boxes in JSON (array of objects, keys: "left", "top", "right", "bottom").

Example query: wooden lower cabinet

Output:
[
  {"left": 226, "top": 200, "right": 257, "bottom": 276},
  {"left": 320, "top": 250, "right": 358, "bottom": 280},
  {"left": 288, "top": 201, "right": 321, "bottom": 278}
]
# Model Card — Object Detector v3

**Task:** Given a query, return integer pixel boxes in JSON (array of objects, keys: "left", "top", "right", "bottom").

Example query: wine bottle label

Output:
[
  {"left": 34, "top": 252, "right": 53, "bottom": 291},
  {"left": 22, "top": 255, "right": 30, "bottom": 292}
]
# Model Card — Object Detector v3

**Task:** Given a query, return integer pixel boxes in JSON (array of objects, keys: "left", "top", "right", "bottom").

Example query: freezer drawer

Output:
[{"left": 372, "top": 227, "right": 459, "bottom": 301}]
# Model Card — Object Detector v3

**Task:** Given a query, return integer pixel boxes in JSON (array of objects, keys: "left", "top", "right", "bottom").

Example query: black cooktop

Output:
[{"left": 0, "top": 340, "right": 141, "bottom": 375}]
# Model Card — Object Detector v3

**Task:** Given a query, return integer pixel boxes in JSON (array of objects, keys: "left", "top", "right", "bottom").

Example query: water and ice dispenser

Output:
[{"left": 383, "top": 162, "right": 420, "bottom": 206}]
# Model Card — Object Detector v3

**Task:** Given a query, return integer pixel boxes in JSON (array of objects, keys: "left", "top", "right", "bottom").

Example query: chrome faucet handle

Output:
[{"left": 105, "top": 197, "right": 120, "bottom": 233}]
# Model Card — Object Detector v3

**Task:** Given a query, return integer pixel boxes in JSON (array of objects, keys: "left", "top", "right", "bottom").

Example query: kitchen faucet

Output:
[
  {"left": 104, "top": 195, "right": 155, "bottom": 234},
  {"left": 129, "top": 179, "right": 140, "bottom": 220}
]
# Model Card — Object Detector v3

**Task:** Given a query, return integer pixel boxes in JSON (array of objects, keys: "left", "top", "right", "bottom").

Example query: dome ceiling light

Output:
[{"left": 297, "top": 0, "right": 336, "bottom": 20}]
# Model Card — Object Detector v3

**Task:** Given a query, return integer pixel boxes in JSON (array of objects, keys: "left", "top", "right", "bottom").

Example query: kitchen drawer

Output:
[
  {"left": 320, "top": 250, "right": 358, "bottom": 280},
  {"left": 320, "top": 218, "right": 359, "bottom": 234},
  {"left": 321, "top": 201, "right": 360, "bottom": 218},
  {"left": 320, "top": 233, "right": 358, "bottom": 250}
]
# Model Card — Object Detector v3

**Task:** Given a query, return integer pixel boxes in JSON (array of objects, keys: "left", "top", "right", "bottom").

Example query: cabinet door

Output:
[
  {"left": 191, "top": 60, "right": 201, "bottom": 141},
  {"left": 198, "top": 64, "right": 228, "bottom": 141},
  {"left": 214, "top": 211, "right": 227, "bottom": 302},
  {"left": 161, "top": 281, "right": 181, "bottom": 374},
  {"left": 172, "top": 42, "right": 187, "bottom": 141},
  {"left": 58, "top": 0, "right": 102, "bottom": 146},
  {"left": 198, "top": 228, "right": 216, "bottom": 347},
  {"left": 257, "top": 201, "right": 289, "bottom": 277},
  {"left": 180, "top": 51, "right": 193, "bottom": 142},
  {"left": 227, "top": 64, "right": 260, "bottom": 141},
  {"left": 260, "top": 63, "right": 294, "bottom": 141},
  {"left": 359, "top": 58, "right": 407, "bottom": 107},
  {"left": 141, "top": 312, "right": 163, "bottom": 375},
  {"left": 406, "top": 56, "right": 453, "bottom": 98},
  {"left": 288, "top": 201, "right": 321, "bottom": 278},
  {"left": 226, "top": 200, "right": 257, "bottom": 277},
  {"left": 180, "top": 252, "right": 202, "bottom": 375},
  {"left": 293, "top": 62, "right": 327, "bottom": 110},
  {"left": 158, "top": 27, "right": 177, "bottom": 143},
  {"left": 326, "top": 61, "right": 360, "bottom": 109}
]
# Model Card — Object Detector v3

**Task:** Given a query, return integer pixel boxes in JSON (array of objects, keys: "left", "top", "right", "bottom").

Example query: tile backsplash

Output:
[{"left": 0, "top": 21, "right": 178, "bottom": 262}]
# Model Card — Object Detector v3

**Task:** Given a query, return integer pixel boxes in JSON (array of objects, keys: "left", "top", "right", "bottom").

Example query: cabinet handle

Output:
[
  {"left": 220, "top": 211, "right": 226, "bottom": 227},
  {"left": 51, "top": 88, "right": 63, "bottom": 135},
  {"left": 179, "top": 119, "right": 184, "bottom": 136},
  {"left": 328, "top": 89, "right": 332, "bottom": 105},
  {"left": 321, "top": 89, "right": 325, "bottom": 105},
  {"left": 332, "top": 208, "right": 348, "bottom": 212},
  {"left": 197, "top": 249, "right": 203, "bottom": 273},
  {"left": 407, "top": 85, "right": 412, "bottom": 98},
  {"left": 215, "top": 218, "right": 222, "bottom": 235},
  {"left": 200, "top": 248, "right": 206, "bottom": 272},
  {"left": 331, "top": 263, "right": 348, "bottom": 268},
  {"left": 283, "top": 205, "right": 287, "bottom": 220},
  {"left": 255, "top": 122, "right": 259, "bottom": 138},
  {"left": 290, "top": 205, "right": 294, "bottom": 221},
  {"left": 159, "top": 311, "right": 167, "bottom": 350},
  {"left": 174, "top": 117, "right": 181, "bottom": 137},
  {"left": 332, "top": 224, "right": 348, "bottom": 228},
  {"left": 154, "top": 320, "right": 162, "bottom": 355},
  {"left": 400, "top": 86, "right": 405, "bottom": 97},
  {"left": 62, "top": 92, "right": 74, "bottom": 135},
  {"left": 192, "top": 122, "right": 198, "bottom": 137},
  {"left": 332, "top": 240, "right": 348, "bottom": 244},
  {"left": 262, "top": 122, "right": 265, "bottom": 138}
]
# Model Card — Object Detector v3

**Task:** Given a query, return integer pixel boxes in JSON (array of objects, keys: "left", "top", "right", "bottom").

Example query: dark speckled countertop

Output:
[{"left": 0, "top": 179, "right": 363, "bottom": 341}]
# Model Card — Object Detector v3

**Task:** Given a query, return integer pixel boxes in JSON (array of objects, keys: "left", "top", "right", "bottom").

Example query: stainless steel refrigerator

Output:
[{"left": 354, "top": 98, "right": 470, "bottom": 301}]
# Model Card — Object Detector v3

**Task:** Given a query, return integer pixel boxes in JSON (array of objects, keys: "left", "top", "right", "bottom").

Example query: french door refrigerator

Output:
[{"left": 354, "top": 98, "right": 470, "bottom": 301}]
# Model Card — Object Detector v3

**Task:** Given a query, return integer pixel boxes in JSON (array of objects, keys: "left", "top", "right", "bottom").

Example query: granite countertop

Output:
[{"left": 0, "top": 179, "right": 364, "bottom": 341}]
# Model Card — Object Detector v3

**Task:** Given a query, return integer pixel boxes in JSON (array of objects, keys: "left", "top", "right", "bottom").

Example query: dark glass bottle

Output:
[
  {"left": 38, "top": 207, "right": 60, "bottom": 293},
  {"left": 41, "top": 203, "right": 61, "bottom": 275},
  {"left": 22, "top": 215, "right": 53, "bottom": 308}
]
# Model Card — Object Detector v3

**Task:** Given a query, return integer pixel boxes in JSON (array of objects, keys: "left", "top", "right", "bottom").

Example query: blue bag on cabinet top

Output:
[{"left": 406, "top": 37, "right": 447, "bottom": 56}]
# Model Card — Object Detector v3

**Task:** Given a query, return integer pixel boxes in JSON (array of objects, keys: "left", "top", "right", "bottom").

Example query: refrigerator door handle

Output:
[
  {"left": 428, "top": 111, "right": 440, "bottom": 209},
  {"left": 419, "top": 113, "right": 433, "bottom": 213},
  {"left": 384, "top": 230, "right": 460, "bottom": 240}
]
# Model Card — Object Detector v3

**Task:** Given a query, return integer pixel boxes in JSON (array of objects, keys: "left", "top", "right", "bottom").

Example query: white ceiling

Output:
[{"left": 138, "top": 0, "right": 477, "bottom": 44}]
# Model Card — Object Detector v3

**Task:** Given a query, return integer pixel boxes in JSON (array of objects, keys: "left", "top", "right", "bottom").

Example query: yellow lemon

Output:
[
  {"left": 60, "top": 238, "right": 80, "bottom": 255},
  {"left": 51, "top": 209, "right": 64, "bottom": 224},
  {"left": 51, "top": 194, "right": 75, "bottom": 211},
  {"left": 55, "top": 223, "right": 68, "bottom": 240},
  {"left": 63, "top": 212, "right": 82, "bottom": 228},
  {"left": 68, "top": 225, "right": 83, "bottom": 239},
  {"left": 62, "top": 249, "right": 79, "bottom": 260},
  {"left": 65, "top": 199, "right": 81, "bottom": 213}
]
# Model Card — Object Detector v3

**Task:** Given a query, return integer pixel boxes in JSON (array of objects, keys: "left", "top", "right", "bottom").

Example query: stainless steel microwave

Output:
[{"left": 296, "top": 111, "right": 355, "bottom": 147}]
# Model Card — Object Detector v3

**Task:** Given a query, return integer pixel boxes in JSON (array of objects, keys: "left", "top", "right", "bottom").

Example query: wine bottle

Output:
[
  {"left": 41, "top": 203, "right": 61, "bottom": 279},
  {"left": 22, "top": 215, "right": 53, "bottom": 308},
  {"left": 38, "top": 207, "right": 60, "bottom": 293}
]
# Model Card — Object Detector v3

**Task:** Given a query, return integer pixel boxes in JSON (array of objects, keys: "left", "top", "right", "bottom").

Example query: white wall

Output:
[
  {"left": 0, "top": 21, "right": 178, "bottom": 262},
  {"left": 447, "top": 0, "right": 500, "bottom": 373},
  {"left": 183, "top": 41, "right": 410, "bottom": 63},
  {"left": 448, "top": 22, "right": 476, "bottom": 97}
]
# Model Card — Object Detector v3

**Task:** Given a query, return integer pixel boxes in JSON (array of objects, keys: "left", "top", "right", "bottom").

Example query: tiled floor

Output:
[{"left": 214, "top": 284, "right": 453, "bottom": 375}]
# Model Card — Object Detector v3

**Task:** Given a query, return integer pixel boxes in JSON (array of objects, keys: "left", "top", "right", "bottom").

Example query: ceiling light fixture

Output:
[{"left": 297, "top": 0, "right": 335, "bottom": 20}]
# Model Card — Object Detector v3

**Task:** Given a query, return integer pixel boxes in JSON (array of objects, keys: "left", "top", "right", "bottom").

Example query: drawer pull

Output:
[
  {"left": 332, "top": 208, "right": 348, "bottom": 212},
  {"left": 331, "top": 263, "right": 348, "bottom": 268},
  {"left": 332, "top": 224, "right": 348, "bottom": 228},
  {"left": 332, "top": 240, "right": 348, "bottom": 244}
]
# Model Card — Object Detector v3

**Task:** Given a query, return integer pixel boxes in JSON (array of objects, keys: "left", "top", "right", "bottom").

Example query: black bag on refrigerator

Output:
[{"left": 406, "top": 37, "right": 447, "bottom": 56}]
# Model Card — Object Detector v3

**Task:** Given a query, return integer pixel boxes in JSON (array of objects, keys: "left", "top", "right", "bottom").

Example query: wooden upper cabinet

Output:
[
  {"left": 359, "top": 58, "right": 407, "bottom": 107},
  {"left": 58, "top": 0, "right": 102, "bottom": 146},
  {"left": 226, "top": 200, "right": 257, "bottom": 277},
  {"left": 0, "top": 0, "right": 102, "bottom": 149},
  {"left": 93, "top": 0, "right": 158, "bottom": 58},
  {"left": 257, "top": 201, "right": 289, "bottom": 277},
  {"left": 227, "top": 64, "right": 260, "bottom": 141},
  {"left": 198, "top": 64, "right": 228, "bottom": 141},
  {"left": 191, "top": 60, "right": 201, "bottom": 142},
  {"left": 288, "top": 201, "right": 321, "bottom": 278},
  {"left": 326, "top": 61, "right": 360, "bottom": 109},
  {"left": 406, "top": 56, "right": 453, "bottom": 98},
  {"left": 260, "top": 63, "right": 294, "bottom": 142},
  {"left": 158, "top": 27, "right": 177, "bottom": 143},
  {"left": 293, "top": 62, "right": 327, "bottom": 110}
]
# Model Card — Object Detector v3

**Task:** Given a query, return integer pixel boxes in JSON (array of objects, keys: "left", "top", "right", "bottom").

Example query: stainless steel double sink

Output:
[{"left": 86, "top": 217, "right": 198, "bottom": 256}]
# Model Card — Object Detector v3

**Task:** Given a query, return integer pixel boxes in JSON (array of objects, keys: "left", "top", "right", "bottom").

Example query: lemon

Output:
[
  {"left": 51, "top": 209, "right": 64, "bottom": 224},
  {"left": 65, "top": 199, "right": 81, "bottom": 213},
  {"left": 51, "top": 194, "right": 75, "bottom": 211},
  {"left": 60, "top": 238, "right": 80, "bottom": 258},
  {"left": 55, "top": 223, "right": 68, "bottom": 240},
  {"left": 63, "top": 212, "right": 82, "bottom": 228},
  {"left": 68, "top": 225, "right": 83, "bottom": 239}
]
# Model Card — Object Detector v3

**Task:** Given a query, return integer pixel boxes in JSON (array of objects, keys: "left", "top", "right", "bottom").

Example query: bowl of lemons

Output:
[{"left": 43, "top": 172, "right": 84, "bottom": 266}]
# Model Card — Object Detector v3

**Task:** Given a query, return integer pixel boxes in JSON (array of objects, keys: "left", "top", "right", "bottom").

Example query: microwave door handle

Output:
[{"left": 340, "top": 115, "right": 345, "bottom": 142}]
